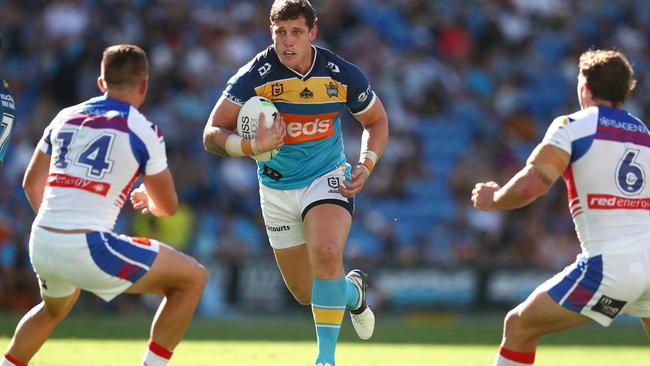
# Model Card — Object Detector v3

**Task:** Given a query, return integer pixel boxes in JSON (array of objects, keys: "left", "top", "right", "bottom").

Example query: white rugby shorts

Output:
[
  {"left": 29, "top": 225, "right": 160, "bottom": 301},
  {"left": 545, "top": 245, "right": 650, "bottom": 326},
  {"left": 259, "top": 167, "right": 354, "bottom": 249}
]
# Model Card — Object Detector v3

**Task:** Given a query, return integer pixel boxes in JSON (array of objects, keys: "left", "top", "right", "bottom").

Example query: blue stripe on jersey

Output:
[
  {"left": 570, "top": 134, "right": 594, "bottom": 163},
  {"left": 86, "top": 232, "right": 157, "bottom": 283},
  {"left": 129, "top": 130, "right": 149, "bottom": 174},
  {"left": 548, "top": 255, "right": 603, "bottom": 313},
  {"left": 44, "top": 129, "right": 53, "bottom": 155}
]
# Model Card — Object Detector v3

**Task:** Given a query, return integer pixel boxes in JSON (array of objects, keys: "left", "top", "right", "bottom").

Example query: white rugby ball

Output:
[{"left": 236, "top": 96, "right": 279, "bottom": 162}]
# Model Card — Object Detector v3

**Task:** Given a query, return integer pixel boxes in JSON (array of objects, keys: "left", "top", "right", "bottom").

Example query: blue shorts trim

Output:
[
  {"left": 85, "top": 232, "right": 157, "bottom": 283},
  {"left": 548, "top": 255, "right": 603, "bottom": 313}
]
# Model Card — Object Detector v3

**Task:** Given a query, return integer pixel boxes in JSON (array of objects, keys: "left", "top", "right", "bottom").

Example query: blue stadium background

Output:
[{"left": 1, "top": 0, "right": 650, "bottom": 315}]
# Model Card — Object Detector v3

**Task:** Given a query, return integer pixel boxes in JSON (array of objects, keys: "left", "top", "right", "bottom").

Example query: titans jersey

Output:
[
  {"left": 543, "top": 106, "right": 650, "bottom": 255},
  {"left": 224, "top": 45, "right": 376, "bottom": 189},
  {"left": 0, "top": 79, "right": 16, "bottom": 164},
  {"left": 34, "top": 96, "right": 167, "bottom": 231}
]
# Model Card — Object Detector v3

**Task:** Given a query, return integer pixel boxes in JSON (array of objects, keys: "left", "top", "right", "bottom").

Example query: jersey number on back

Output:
[
  {"left": 54, "top": 131, "right": 115, "bottom": 179},
  {"left": 617, "top": 149, "right": 645, "bottom": 195}
]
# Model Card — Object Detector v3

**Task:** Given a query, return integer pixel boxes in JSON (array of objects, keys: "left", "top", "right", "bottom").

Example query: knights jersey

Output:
[
  {"left": 34, "top": 95, "right": 167, "bottom": 231},
  {"left": 542, "top": 106, "right": 650, "bottom": 255},
  {"left": 223, "top": 45, "right": 376, "bottom": 189},
  {"left": 0, "top": 78, "right": 16, "bottom": 164}
]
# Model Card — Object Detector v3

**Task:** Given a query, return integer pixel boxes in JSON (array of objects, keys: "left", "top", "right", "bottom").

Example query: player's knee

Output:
[
  {"left": 189, "top": 261, "right": 208, "bottom": 293},
  {"left": 503, "top": 309, "right": 523, "bottom": 332},
  {"left": 43, "top": 303, "right": 70, "bottom": 322},
  {"left": 311, "top": 244, "right": 342, "bottom": 267},
  {"left": 503, "top": 309, "right": 535, "bottom": 341}
]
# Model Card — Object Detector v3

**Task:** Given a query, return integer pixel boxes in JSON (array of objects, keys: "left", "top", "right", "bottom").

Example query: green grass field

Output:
[{"left": 0, "top": 312, "right": 648, "bottom": 365}]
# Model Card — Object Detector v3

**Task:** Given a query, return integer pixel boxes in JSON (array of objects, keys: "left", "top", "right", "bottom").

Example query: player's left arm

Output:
[
  {"left": 339, "top": 97, "right": 389, "bottom": 198},
  {"left": 472, "top": 143, "right": 570, "bottom": 211},
  {"left": 23, "top": 149, "right": 51, "bottom": 213}
]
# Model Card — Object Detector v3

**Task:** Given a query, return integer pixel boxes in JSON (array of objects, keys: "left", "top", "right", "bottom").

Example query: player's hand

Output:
[
  {"left": 130, "top": 183, "right": 151, "bottom": 215},
  {"left": 339, "top": 164, "right": 370, "bottom": 198},
  {"left": 253, "top": 112, "right": 285, "bottom": 154},
  {"left": 471, "top": 181, "right": 500, "bottom": 211}
]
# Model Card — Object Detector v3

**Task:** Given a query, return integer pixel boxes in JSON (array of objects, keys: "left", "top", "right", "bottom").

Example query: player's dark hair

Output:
[
  {"left": 101, "top": 44, "right": 148, "bottom": 89},
  {"left": 579, "top": 49, "right": 636, "bottom": 106},
  {"left": 270, "top": 0, "right": 318, "bottom": 29}
]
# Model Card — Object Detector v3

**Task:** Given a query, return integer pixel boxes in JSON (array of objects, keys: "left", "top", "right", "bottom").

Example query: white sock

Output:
[
  {"left": 494, "top": 347, "right": 535, "bottom": 366},
  {"left": 1, "top": 354, "right": 26, "bottom": 366},
  {"left": 141, "top": 341, "right": 172, "bottom": 366}
]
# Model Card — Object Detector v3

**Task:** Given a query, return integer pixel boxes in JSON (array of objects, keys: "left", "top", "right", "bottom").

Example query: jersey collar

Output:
[{"left": 274, "top": 45, "right": 318, "bottom": 81}]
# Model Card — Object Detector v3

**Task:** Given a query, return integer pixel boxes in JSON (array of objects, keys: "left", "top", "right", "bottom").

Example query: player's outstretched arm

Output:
[
  {"left": 339, "top": 97, "right": 389, "bottom": 198},
  {"left": 136, "top": 169, "right": 178, "bottom": 217},
  {"left": 472, "top": 144, "right": 570, "bottom": 211},
  {"left": 22, "top": 149, "right": 51, "bottom": 213}
]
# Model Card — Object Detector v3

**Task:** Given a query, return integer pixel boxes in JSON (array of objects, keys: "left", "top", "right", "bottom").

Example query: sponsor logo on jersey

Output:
[
  {"left": 266, "top": 225, "right": 291, "bottom": 232},
  {"left": 598, "top": 116, "right": 649, "bottom": 134},
  {"left": 325, "top": 82, "right": 339, "bottom": 97},
  {"left": 46, "top": 173, "right": 111, "bottom": 196},
  {"left": 282, "top": 112, "right": 338, "bottom": 144},
  {"left": 299, "top": 87, "right": 314, "bottom": 99},
  {"left": 591, "top": 295, "right": 626, "bottom": 319},
  {"left": 327, "top": 61, "right": 340, "bottom": 73},
  {"left": 587, "top": 194, "right": 650, "bottom": 210},
  {"left": 357, "top": 85, "right": 372, "bottom": 103},
  {"left": 258, "top": 63, "right": 272, "bottom": 78},
  {"left": 262, "top": 165, "right": 282, "bottom": 181},
  {"left": 272, "top": 82, "right": 284, "bottom": 96},
  {"left": 0, "top": 92, "right": 15, "bottom": 109}
]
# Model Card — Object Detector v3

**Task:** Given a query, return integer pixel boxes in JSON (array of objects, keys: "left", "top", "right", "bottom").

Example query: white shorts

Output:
[
  {"left": 546, "top": 246, "right": 650, "bottom": 326},
  {"left": 259, "top": 167, "right": 354, "bottom": 249},
  {"left": 29, "top": 225, "right": 160, "bottom": 302}
]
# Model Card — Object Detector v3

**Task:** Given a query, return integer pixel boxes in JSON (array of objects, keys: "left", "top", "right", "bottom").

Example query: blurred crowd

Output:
[{"left": 2, "top": 0, "right": 650, "bottom": 310}]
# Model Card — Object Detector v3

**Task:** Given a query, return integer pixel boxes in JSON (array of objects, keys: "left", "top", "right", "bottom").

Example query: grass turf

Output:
[{"left": 0, "top": 312, "right": 647, "bottom": 365}]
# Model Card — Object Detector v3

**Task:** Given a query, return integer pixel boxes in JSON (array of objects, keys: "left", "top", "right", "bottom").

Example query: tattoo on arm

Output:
[{"left": 204, "top": 129, "right": 227, "bottom": 156}]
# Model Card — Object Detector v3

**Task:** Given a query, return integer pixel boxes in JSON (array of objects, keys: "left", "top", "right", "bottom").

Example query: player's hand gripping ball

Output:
[{"left": 236, "top": 96, "right": 279, "bottom": 162}]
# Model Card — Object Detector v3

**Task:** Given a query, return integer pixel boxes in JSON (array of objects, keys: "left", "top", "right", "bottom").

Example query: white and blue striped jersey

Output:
[
  {"left": 34, "top": 95, "right": 167, "bottom": 231},
  {"left": 542, "top": 106, "right": 650, "bottom": 255}
]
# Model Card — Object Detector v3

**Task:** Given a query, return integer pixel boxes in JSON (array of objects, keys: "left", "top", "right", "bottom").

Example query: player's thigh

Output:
[
  {"left": 126, "top": 243, "right": 206, "bottom": 295},
  {"left": 509, "top": 284, "right": 591, "bottom": 337},
  {"left": 301, "top": 167, "right": 353, "bottom": 263},
  {"left": 303, "top": 203, "right": 351, "bottom": 276},
  {"left": 41, "top": 289, "right": 81, "bottom": 320},
  {"left": 273, "top": 244, "right": 312, "bottom": 303}
]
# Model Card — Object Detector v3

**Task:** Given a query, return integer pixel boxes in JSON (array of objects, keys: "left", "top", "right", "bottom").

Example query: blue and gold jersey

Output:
[
  {"left": 0, "top": 78, "right": 16, "bottom": 164},
  {"left": 223, "top": 45, "right": 376, "bottom": 189}
]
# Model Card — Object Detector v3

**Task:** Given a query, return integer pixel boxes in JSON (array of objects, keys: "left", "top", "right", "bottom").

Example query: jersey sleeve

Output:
[
  {"left": 222, "top": 64, "right": 257, "bottom": 106},
  {"left": 343, "top": 62, "right": 376, "bottom": 115},
  {"left": 541, "top": 115, "right": 572, "bottom": 155},
  {"left": 128, "top": 108, "right": 168, "bottom": 176},
  {"left": 37, "top": 116, "right": 60, "bottom": 155}
]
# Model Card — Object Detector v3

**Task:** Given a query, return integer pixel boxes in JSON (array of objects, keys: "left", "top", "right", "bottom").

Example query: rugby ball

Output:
[{"left": 236, "top": 96, "right": 279, "bottom": 162}]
